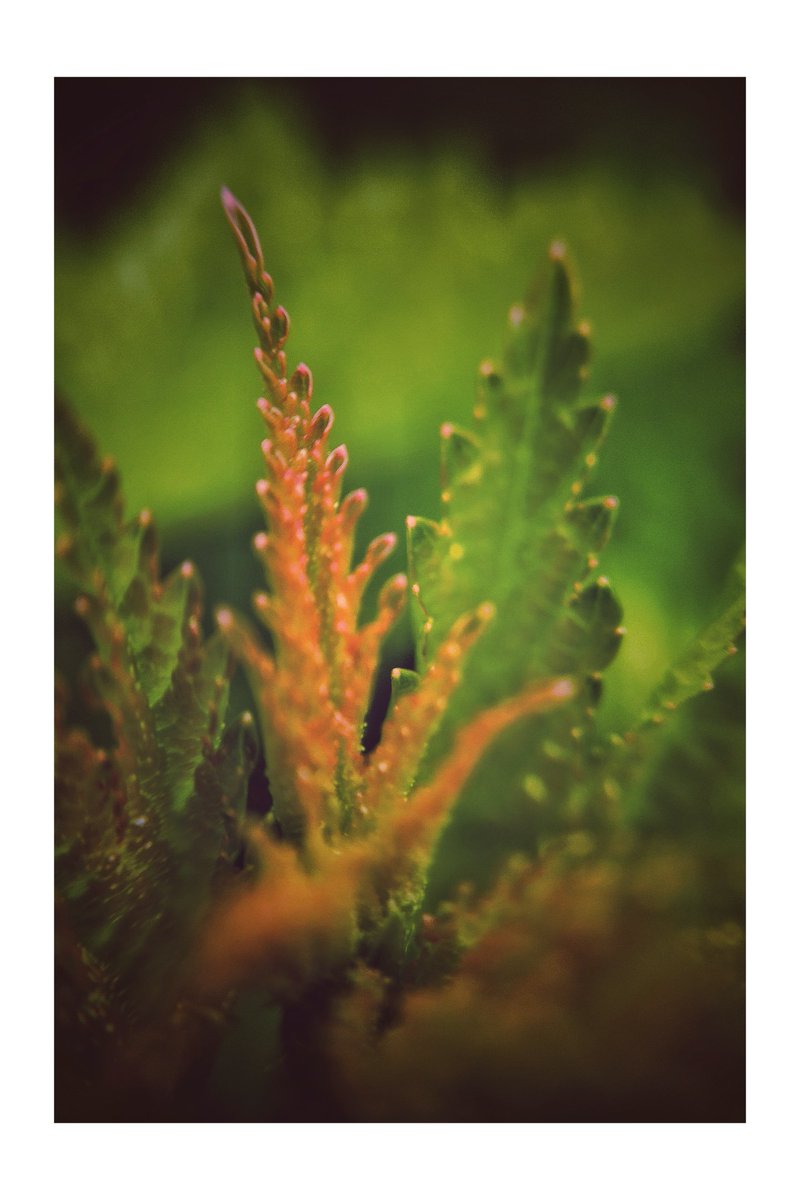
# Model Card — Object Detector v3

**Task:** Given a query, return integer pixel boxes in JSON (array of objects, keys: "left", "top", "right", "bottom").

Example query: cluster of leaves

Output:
[
  {"left": 55, "top": 193, "right": 744, "bottom": 1121},
  {"left": 55, "top": 395, "right": 258, "bottom": 1111}
]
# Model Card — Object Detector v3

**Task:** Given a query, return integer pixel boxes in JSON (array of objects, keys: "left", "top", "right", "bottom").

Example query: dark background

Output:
[{"left": 56, "top": 78, "right": 744, "bottom": 234}]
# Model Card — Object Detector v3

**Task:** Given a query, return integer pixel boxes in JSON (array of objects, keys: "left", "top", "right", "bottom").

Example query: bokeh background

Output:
[{"left": 55, "top": 76, "right": 744, "bottom": 826}]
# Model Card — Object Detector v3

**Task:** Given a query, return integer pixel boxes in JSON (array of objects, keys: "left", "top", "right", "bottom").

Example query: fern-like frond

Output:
[
  {"left": 55, "top": 396, "right": 256, "bottom": 1015},
  {"left": 408, "top": 247, "right": 622, "bottom": 692},
  {"left": 219, "top": 189, "right": 408, "bottom": 856},
  {"left": 203, "top": 194, "right": 578, "bottom": 993},
  {"left": 399, "top": 249, "right": 625, "bottom": 870}
]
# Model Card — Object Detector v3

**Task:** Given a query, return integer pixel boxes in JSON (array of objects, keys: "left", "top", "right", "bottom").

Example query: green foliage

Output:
[
  {"left": 642, "top": 547, "right": 744, "bottom": 723},
  {"left": 54, "top": 99, "right": 743, "bottom": 654},
  {"left": 55, "top": 395, "right": 256, "bottom": 1028},
  {"left": 54, "top": 189, "right": 744, "bottom": 1122},
  {"left": 406, "top": 247, "right": 629, "bottom": 892}
]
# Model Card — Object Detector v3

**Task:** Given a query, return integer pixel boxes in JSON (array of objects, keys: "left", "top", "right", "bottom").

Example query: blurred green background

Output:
[{"left": 55, "top": 78, "right": 744, "bottom": 753}]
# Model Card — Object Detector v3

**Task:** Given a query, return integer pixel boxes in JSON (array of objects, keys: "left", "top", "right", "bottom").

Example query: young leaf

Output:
[
  {"left": 219, "top": 189, "right": 546, "bottom": 869},
  {"left": 200, "top": 193, "right": 577, "bottom": 993},
  {"left": 218, "top": 188, "right": 411, "bottom": 857}
]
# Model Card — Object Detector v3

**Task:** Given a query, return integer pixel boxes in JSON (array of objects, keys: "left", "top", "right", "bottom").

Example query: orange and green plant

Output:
[{"left": 55, "top": 191, "right": 744, "bottom": 1122}]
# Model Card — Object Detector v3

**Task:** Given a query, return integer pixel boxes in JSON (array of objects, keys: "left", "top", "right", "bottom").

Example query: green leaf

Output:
[
  {"left": 640, "top": 547, "right": 745, "bottom": 726},
  {"left": 410, "top": 249, "right": 621, "bottom": 687},
  {"left": 408, "top": 250, "right": 625, "bottom": 888},
  {"left": 55, "top": 395, "right": 256, "bottom": 1013}
]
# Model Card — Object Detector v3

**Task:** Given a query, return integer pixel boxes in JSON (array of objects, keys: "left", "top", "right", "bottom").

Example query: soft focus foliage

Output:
[
  {"left": 55, "top": 109, "right": 744, "bottom": 1120},
  {"left": 55, "top": 98, "right": 744, "bottom": 701}
]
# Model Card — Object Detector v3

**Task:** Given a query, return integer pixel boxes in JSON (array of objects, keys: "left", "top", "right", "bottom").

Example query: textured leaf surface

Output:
[
  {"left": 191, "top": 194, "right": 577, "bottom": 998},
  {"left": 55, "top": 396, "right": 257, "bottom": 1014},
  {"left": 408, "top": 249, "right": 622, "bottom": 685},
  {"left": 407, "top": 249, "right": 625, "bottom": 883}
]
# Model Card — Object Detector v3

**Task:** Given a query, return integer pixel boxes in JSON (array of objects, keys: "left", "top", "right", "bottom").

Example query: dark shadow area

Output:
[{"left": 56, "top": 77, "right": 744, "bottom": 237}]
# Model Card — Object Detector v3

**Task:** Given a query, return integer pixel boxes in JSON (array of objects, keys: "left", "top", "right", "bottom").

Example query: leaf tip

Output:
[
  {"left": 550, "top": 677, "right": 577, "bottom": 701},
  {"left": 216, "top": 607, "right": 234, "bottom": 632}
]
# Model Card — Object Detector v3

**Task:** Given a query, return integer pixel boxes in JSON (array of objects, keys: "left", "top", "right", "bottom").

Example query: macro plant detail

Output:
[{"left": 54, "top": 192, "right": 745, "bottom": 1122}]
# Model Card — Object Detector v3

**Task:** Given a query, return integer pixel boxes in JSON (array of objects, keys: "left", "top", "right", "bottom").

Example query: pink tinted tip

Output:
[
  {"left": 256, "top": 479, "right": 269, "bottom": 498},
  {"left": 293, "top": 363, "right": 313, "bottom": 395},
  {"left": 406, "top": 515, "right": 417, "bottom": 529},
  {"left": 369, "top": 532, "right": 397, "bottom": 559},
  {"left": 180, "top": 561, "right": 194, "bottom": 578},
  {"left": 216, "top": 608, "right": 233, "bottom": 630},
  {"left": 138, "top": 508, "right": 152, "bottom": 526},
  {"left": 253, "top": 532, "right": 269, "bottom": 552},
  {"left": 311, "top": 405, "right": 334, "bottom": 439},
  {"left": 441, "top": 422, "right": 454, "bottom": 439},
  {"left": 549, "top": 240, "right": 566, "bottom": 261},
  {"left": 600, "top": 394, "right": 617, "bottom": 411},
  {"left": 550, "top": 678, "right": 576, "bottom": 700},
  {"left": 220, "top": 186, "right": 237, "bottom": 214},
  {"left": 603, "top": 496, "right": 619, "bottom": 510},
  {"left": 326, "top": 445, "right": 348, "bottom": 475}
]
